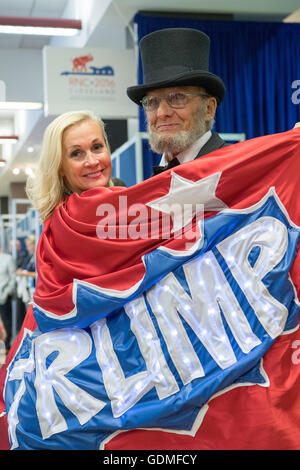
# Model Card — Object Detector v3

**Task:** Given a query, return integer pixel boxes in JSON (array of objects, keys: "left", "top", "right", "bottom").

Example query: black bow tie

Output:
[{"left": 152, "top": 157, "right": 180, "bottom": 175}]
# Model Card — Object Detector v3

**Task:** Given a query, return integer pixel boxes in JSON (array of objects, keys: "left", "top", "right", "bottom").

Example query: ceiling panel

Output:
[
  {"left": 31, "top": 0, "right": 69, "bottom": 17},
  {"left": 0, "top": 0, "right": 35, "bottom": 16},
  {"left": 0, "top": 0, "right": 68, "bottom": 16},
  {"left": 0, "top": 0, "right": 70, "bottom": 49}
]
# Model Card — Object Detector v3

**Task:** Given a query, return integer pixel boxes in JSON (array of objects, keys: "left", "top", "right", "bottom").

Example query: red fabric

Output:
[
  {"left": 104, "top": 328, "right": 300, "bottom": 450},
  {"left": 1, "top": 128, "right": 300, "bottom": 450},
  {"left": 0, "top": 305, "right": 36, "bottom": 450},
  {"left": 34, "top": 128, "right": 300, "bottom": 317}
]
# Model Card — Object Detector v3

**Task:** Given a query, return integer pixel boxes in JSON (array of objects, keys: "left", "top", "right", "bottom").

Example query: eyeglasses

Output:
[{"left": 141, "top": 91, "right": 211, "bottom": 111}]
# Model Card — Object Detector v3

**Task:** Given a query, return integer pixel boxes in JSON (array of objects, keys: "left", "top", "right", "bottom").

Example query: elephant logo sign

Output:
[
  {"left": 61, "top": 54, "right": 115, "bottom": 76},
  {"left": 72, "top": 54, "right": 94, "bottom": 73}
]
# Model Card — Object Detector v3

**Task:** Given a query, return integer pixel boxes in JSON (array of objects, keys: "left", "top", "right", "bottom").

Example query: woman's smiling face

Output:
[{"left": 60, "top": 119, "right": 112, "bottom": 194}]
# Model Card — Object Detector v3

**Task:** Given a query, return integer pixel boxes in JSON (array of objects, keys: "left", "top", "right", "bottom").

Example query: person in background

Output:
[
  {"left": 127, "top": 28, "right": 229, "bottom": 175},
  {"left": 0, "top": 243, "right": 15, "bottom": 352},
  {"left": 16, "top": 235, "right": 36, "bottom": 314},
  {"left": 17, "top": 236, "right": 36, "bottom": 279},
  {"left": 9, "top": 238, "right": 28, "bottom": 332},
  {"left": 9, "top": 238, "right": 28, "bottom": 269}
]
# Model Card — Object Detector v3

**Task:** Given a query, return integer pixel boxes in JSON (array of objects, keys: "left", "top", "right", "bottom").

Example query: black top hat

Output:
[{"left": 127, "top": 28, "right": 226, "bottom": 105}]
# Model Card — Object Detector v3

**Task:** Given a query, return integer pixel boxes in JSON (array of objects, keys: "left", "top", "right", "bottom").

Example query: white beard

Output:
[{"left": 147, "top": 105, "right": 208, "bottom": 160}]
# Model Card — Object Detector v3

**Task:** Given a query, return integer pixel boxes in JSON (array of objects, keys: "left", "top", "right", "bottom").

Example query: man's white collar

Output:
[{"left": 160, "top": 130, "right": 212, "bottom": 166}]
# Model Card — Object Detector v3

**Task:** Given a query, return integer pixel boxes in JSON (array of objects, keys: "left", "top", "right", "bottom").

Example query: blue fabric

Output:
[{"left": 134, "top": 13, "right": 300, "bottom": 139}]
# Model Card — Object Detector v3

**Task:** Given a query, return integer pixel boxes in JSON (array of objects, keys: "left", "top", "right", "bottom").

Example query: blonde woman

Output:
[{"left": 26, "top": 110, "right": 113, "bottom": 223}]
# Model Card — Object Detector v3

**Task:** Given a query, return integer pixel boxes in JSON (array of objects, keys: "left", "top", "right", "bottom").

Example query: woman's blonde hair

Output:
[{"left": 26, "top": 110, "right": 112, "bottom": 222}]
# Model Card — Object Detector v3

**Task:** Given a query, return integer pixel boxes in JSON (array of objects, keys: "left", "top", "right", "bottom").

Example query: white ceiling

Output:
[
  {"left": 0, "top": 0, "right": 299, "bottom": 198},
  {"left": 0, "top": 0, "right": 69, "bottom": 48}
]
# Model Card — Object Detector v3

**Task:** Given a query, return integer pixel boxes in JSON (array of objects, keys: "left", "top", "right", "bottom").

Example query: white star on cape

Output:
[{"left": 146, "top": 171, "right": 227, "bottom": 232}]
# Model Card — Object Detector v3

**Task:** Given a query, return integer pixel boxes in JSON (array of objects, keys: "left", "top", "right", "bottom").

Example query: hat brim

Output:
[{"left": 127, "top": 71, "right": 226, "bottom": 106}]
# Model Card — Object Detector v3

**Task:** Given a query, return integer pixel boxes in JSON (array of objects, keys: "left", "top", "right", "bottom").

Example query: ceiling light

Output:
[
  {"left": 0, "top": 102, "right": 43, "bottom": 110},
  {"left": 0, "top": 136, "right": 18, "bottom": 144},
  {"left": 0, "top": 16, "right": 82, "bottom": 36},
  {"left": 12, "top": 168, "right": 20, "bottom": 175}
]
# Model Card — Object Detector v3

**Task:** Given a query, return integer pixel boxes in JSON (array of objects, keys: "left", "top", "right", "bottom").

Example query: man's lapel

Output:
[{"left": 194, "top": 132, "right": 229, "bottom": 159}]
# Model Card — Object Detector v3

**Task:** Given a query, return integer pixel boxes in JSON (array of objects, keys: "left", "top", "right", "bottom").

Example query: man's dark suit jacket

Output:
[{"left": 152, "top": 132, "right": 228, "bottom": 176}]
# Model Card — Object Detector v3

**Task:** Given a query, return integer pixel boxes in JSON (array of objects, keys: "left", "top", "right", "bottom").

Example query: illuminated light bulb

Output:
[
  {"left": 183, "top": 304, "right": 191, "bottom": 311},
  {"left": 218, "top": 354, "right": 224, "bottom": 361},
  {"left": 116, "top": 395, "right": 124, "bottom": 407},
  {"left": 208, "top": 308, "right": 216, "bottom": 315},
  {"left": 157, "top": 305, "right": 164, "bottom": 313},
  {"left": 171, "top": 329, "right": 178, "bottom": 336},
  {"left": 70, "top": 394, "right": 76, "bottom": 402},
  {"left": 198, "top": 280, "right": 204, "bottom": 286},
  {"left": 231, "top": 311, "right": 237, "bottom": 318},
  {"left": 202, "top": 329, "right": 208, "bottom": 335},
  {"left": 241, "top": 234, "right": 247, "bottom": 240},
  {"left": 70, "top": 335, "right": 76, "bottom": 341},
  {"left": 220, "top": 335, "right": 226, "bottom": 342},
  {"left": 244, "top": 281, "right": 252, "bottom": 289},
  {"left": 12, "top": 168, "right": 20, "bottom": 175},
  {"left": 204, "top": 258, "right": 211, "bottom": 265},
  {"left": 153, "top": 360, "right": 161, "bottom": 372},
  {"left": 145, "top": 333, "right": 153, "bottom": 340},
  {"left": 227, "top": 256, "right": 234, "bottom": 263},
  {"left": 215, "top": 284, "right": 222, "bottom": 291},
  {"left": 163, "top": 285, "right": 170, "bottom": 292},
  {"left": 183, "top": 357, "right": 190, "bottom": 364}
]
